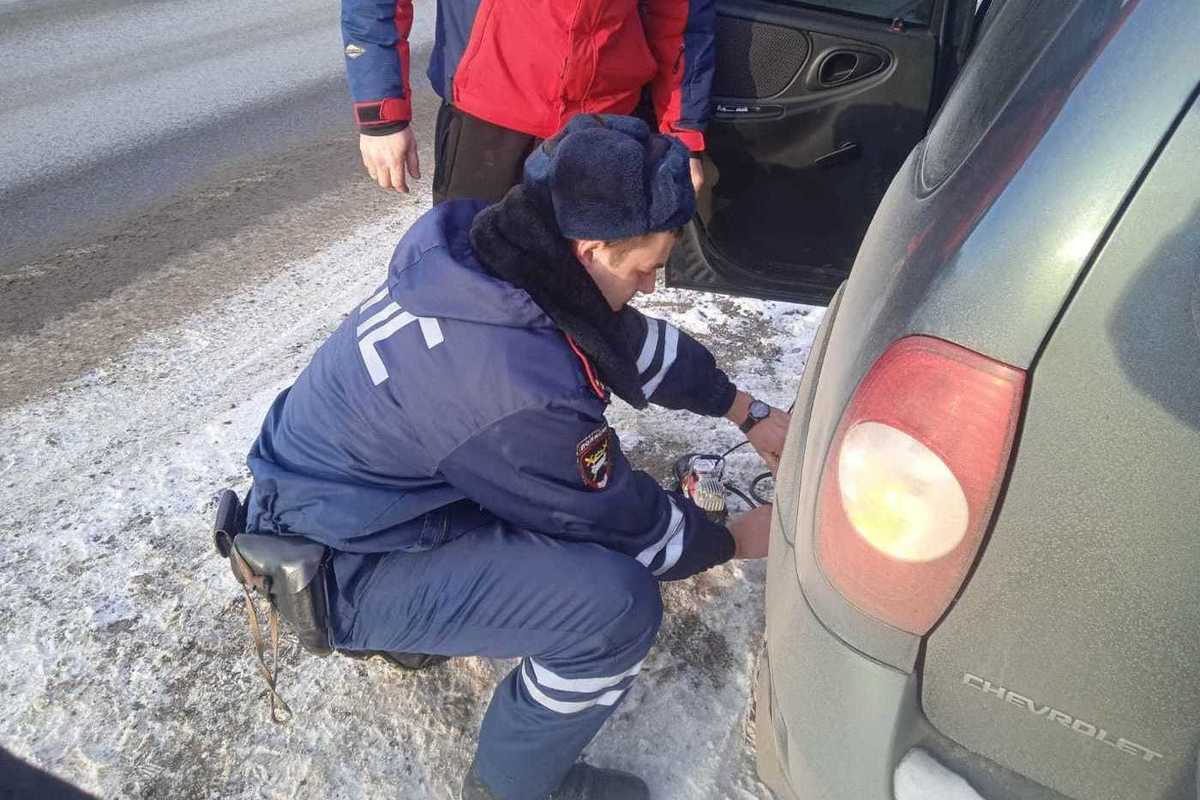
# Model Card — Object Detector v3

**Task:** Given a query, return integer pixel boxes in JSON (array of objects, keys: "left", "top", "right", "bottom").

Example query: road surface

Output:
[{"left": 0, "top": 0, "right": 437, "bottom": 408}]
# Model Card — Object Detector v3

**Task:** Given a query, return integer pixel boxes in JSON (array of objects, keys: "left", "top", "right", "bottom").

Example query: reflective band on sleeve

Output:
[
  {"left": 529, "top": 658, "right": 645, "bottom": 694},
  {"left": 652, "top": 528, "right": 685, "bottom": 576},
  {"left": 637, "top": 318, "right": 661, "bottom": 374},
  {"left": 641, "top": 325, "right": 679, "bottom": 398},
  {"left": 521, "top": 666, "right": 625, "bottom": 714},
  {"left": 358, "top": 286, "right": 390, "bottom": 315},
  {"left": 636, "top": 499, "right": 685, "bottom": 568}
]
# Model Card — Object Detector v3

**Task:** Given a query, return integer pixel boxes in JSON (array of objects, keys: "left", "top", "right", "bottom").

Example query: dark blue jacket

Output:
[{"left": 246, "top": 201, "right": 735, "bottom": 580}]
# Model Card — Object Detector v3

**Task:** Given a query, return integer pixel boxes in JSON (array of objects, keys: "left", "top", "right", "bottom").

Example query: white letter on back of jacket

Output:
[{"left": 356, "top": 288, "right": 444, "bottom": 386}]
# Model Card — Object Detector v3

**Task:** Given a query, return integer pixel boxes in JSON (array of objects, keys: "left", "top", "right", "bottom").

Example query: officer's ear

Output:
[{"left": 571, "top": 239, "right": 606, "bottom": 269}]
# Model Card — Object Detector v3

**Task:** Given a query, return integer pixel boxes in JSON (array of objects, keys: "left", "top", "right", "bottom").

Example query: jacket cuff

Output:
[
  {"left": 700, "top": 371, "right": 738, "bottom": 418},
  {"left": 359, "top": 120, "right": 410, "bottom": 136},
  {"left": 354, "top": 98, "right": 412, "bottom": 133},
  {"left": 665, "top": 125, "right": 706, "bottom": 153},
  {"left": 656, "top": 498, "right": 737, "bottom": 581},
  {"left": 679, "top": 517, "right": 737, "bottom": 577},
  {"left": 713, "top": 523, "right": 737, "bottom": 565}
]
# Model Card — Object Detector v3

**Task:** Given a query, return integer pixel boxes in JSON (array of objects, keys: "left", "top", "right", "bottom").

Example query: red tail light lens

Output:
[{"left": 815, "top": 336, "right": 1026, "bottom": 634}]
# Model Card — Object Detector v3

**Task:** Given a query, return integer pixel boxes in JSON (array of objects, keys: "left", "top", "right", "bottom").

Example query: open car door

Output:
[{"left": 668, "top": 0, "right": 980, "bottom": 305}]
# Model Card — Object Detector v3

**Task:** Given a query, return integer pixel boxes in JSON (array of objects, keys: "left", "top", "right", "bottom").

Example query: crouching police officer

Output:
[{"left": 241, "top": 114, "right": 788, "bottom": 799}]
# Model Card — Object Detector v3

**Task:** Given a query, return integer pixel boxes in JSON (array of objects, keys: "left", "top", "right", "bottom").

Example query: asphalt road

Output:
[{"left": 0, "top": 0, "right": 440, "bottom": 408}]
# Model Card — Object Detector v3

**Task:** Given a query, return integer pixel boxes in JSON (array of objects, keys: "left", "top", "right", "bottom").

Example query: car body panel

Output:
[
  {"left": 757, "top": 0, "right": 1200, "bottom": 797},
  {"left": 819, "top": 0, "right": 1192, "bottom": 383},
  {"left": 908, "top": 0, "right": 1199, "bottom": 368},
  {"left": 772, "top": 285, "right": 842, "bottom": 551},
  {"left": 761, "top": 506, "right": 917, "bottom": 800},
  {"left": 780, "top": 0, "right": 1148, "bottom": 676},
  {"left": 760, "top": 487, "right": 1071, "bottom": 800},
  {"left": 923, "top": 95, "right": 1200, "bottom": 800},
  {"left": 780, "top": 279, "right": 925, "bottom": 670}
]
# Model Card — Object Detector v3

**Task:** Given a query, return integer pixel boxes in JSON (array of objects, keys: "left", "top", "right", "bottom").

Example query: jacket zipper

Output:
[{"left": 559, "top": 0, "right": 588, "bottom": 115}]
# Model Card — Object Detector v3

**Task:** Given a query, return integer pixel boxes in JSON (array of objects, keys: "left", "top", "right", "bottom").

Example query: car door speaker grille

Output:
[{"left": 712, "top": 16, "right": 809, "bottom": 99}]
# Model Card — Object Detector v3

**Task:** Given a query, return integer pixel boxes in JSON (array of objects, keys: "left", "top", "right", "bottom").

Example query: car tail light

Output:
[{"left": 815, "top": 336, "right": 1026, "bottom": 634}]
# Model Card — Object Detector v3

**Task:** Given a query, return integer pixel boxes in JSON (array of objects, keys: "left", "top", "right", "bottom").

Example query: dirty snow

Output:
[{"left": 0, "top": 199, "right": 822, "bottom": 799}]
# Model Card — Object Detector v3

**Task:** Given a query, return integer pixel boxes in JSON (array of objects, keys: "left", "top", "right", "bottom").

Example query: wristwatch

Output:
[{"left": 739, "top": 398, "right": 771, "bottom": 434}]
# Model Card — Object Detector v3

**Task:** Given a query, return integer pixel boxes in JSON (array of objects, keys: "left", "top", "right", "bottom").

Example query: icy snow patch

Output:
[
  {"left": 895, "top": 750, "right": 987, "bottom": 800},
  {"left": 0, "top": 201, "right": 822, "bottom": 799}
]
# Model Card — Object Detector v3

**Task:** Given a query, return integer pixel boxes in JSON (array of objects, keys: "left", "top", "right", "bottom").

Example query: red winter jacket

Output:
[{"left": 341, "top": 0, "right": 716, "bottom": 151}]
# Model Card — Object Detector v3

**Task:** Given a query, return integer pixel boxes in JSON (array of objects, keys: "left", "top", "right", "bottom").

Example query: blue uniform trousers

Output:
[{"left": 327, "top": 510, "right": 664, "bottom": 800}]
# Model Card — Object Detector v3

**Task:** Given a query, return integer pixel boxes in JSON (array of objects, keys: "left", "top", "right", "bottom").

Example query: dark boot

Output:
[
  {"left": 341, "top": 650, "right": 450, "bottom": 671},
  {"left": 377, "top": 651, "right": 451, "bottom": 670},
  {"left": 461, "top": 760, "right": 650, "bottom": 800}
]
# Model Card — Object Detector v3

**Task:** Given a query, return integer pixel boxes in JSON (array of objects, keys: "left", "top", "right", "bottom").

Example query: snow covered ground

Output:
[{"left": 0, "top": 199, "right": 823, "bottom": 799}]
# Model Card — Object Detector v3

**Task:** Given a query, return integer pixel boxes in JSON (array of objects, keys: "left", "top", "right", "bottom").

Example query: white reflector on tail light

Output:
[
  {"left": 816, "top": 336, "right": 1025, "bottom": 635},
  {"left": 839, "top": 422, "right": 969, "bottom": 562}
]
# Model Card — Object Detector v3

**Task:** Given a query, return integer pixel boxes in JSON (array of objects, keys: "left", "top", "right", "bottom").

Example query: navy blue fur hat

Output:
[{"left": 523, "top": 114, "right": 695, "bottom": 241}]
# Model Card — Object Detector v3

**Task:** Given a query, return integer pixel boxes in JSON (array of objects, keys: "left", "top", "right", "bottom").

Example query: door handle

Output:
[
  {"left": 817, "top": 50, "right": 887, "bottom": 88},
  {"left": 820, "top": 52, "right": 860, "bottom": 85}
]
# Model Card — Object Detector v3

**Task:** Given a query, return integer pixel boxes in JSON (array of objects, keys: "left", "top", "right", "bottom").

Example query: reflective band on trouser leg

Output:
[
  {"left": 476, "top": 650, "right": 653, "bottom": 800},
  {"left": 472, "top": 557, "right": 662, "bottom": 800},
  {"left": 530, "top": 657, "right": 645, "bottom": 695},
  {"left": 326, "top": 520, "right": 663, "bottom": 800},
  {"left": 517, "top": 656, "right": 647, "bottom": 713},
  {"left": 520, "top": 663, "right": 627, "bottom": 714}
]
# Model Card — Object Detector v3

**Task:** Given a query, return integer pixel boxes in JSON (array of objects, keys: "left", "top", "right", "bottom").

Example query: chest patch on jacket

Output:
[{"left": 576, "top": 425, "right": 613, "bottom": 490}]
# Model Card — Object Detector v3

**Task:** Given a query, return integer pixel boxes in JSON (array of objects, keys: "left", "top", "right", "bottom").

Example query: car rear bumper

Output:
[
  {"left": 756, "top": 509, "right": 918, "bottom": 800},
  {"left": 756, "top": 510, "right": 1071, "bottom": 800}
]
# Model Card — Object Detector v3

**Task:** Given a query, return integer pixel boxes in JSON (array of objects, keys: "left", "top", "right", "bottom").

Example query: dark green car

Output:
[{"left": 672, "top": 0, "right": 1200, "bottom": 798}]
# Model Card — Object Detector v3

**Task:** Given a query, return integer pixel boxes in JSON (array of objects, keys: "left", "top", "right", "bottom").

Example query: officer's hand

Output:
[
  {"left": 689, "top": 155, "right": 705, "bottom": 195},
  {"left": 748, "top": 406, "right": 790, "bottom": 473},
  {"left": 360, "top": 128, "right": 421, "bottom": 193},
  {"left": 728, "top": 504, "right": 772, "bottom": 559}
]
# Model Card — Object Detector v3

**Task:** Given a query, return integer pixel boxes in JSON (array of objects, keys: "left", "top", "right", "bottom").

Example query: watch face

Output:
[{"left": 749, "top": 400, "right": 770, "bottom": 421}]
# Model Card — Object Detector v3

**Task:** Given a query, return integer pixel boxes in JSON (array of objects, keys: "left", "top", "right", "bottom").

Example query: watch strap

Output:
[{"left": 739, "top": 400, "right": 768, "bottom": 434}]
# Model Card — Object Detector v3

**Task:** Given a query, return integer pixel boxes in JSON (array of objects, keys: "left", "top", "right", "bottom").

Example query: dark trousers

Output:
[
  {"left": 329, "top": 517, "right": 663, "bottom": 800},
  {"left": 432, "top": 102, "right": 542, "bottom": 205},
  {"left": 0, "top": 746, "right": 97, "bottom": 799}
]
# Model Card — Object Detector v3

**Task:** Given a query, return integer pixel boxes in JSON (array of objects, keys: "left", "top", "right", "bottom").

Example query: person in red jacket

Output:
[{"left": 341, "top": 0, "right": 714, "bottom": 202}]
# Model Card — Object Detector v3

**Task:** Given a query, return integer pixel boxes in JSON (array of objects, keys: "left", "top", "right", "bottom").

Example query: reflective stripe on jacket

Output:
[{"left": 246, "top": 200, "right": 735, "bottom": 579}]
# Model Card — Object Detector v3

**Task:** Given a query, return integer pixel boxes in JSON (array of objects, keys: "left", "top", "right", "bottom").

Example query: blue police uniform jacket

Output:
[{"left": 246, "top": 200, "right": 736, "bottom": 581}]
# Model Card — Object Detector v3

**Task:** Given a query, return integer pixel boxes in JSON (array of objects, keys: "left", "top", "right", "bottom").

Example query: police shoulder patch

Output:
[{"left": 576, "top": 425, "right": 613, "bottom": 490}]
